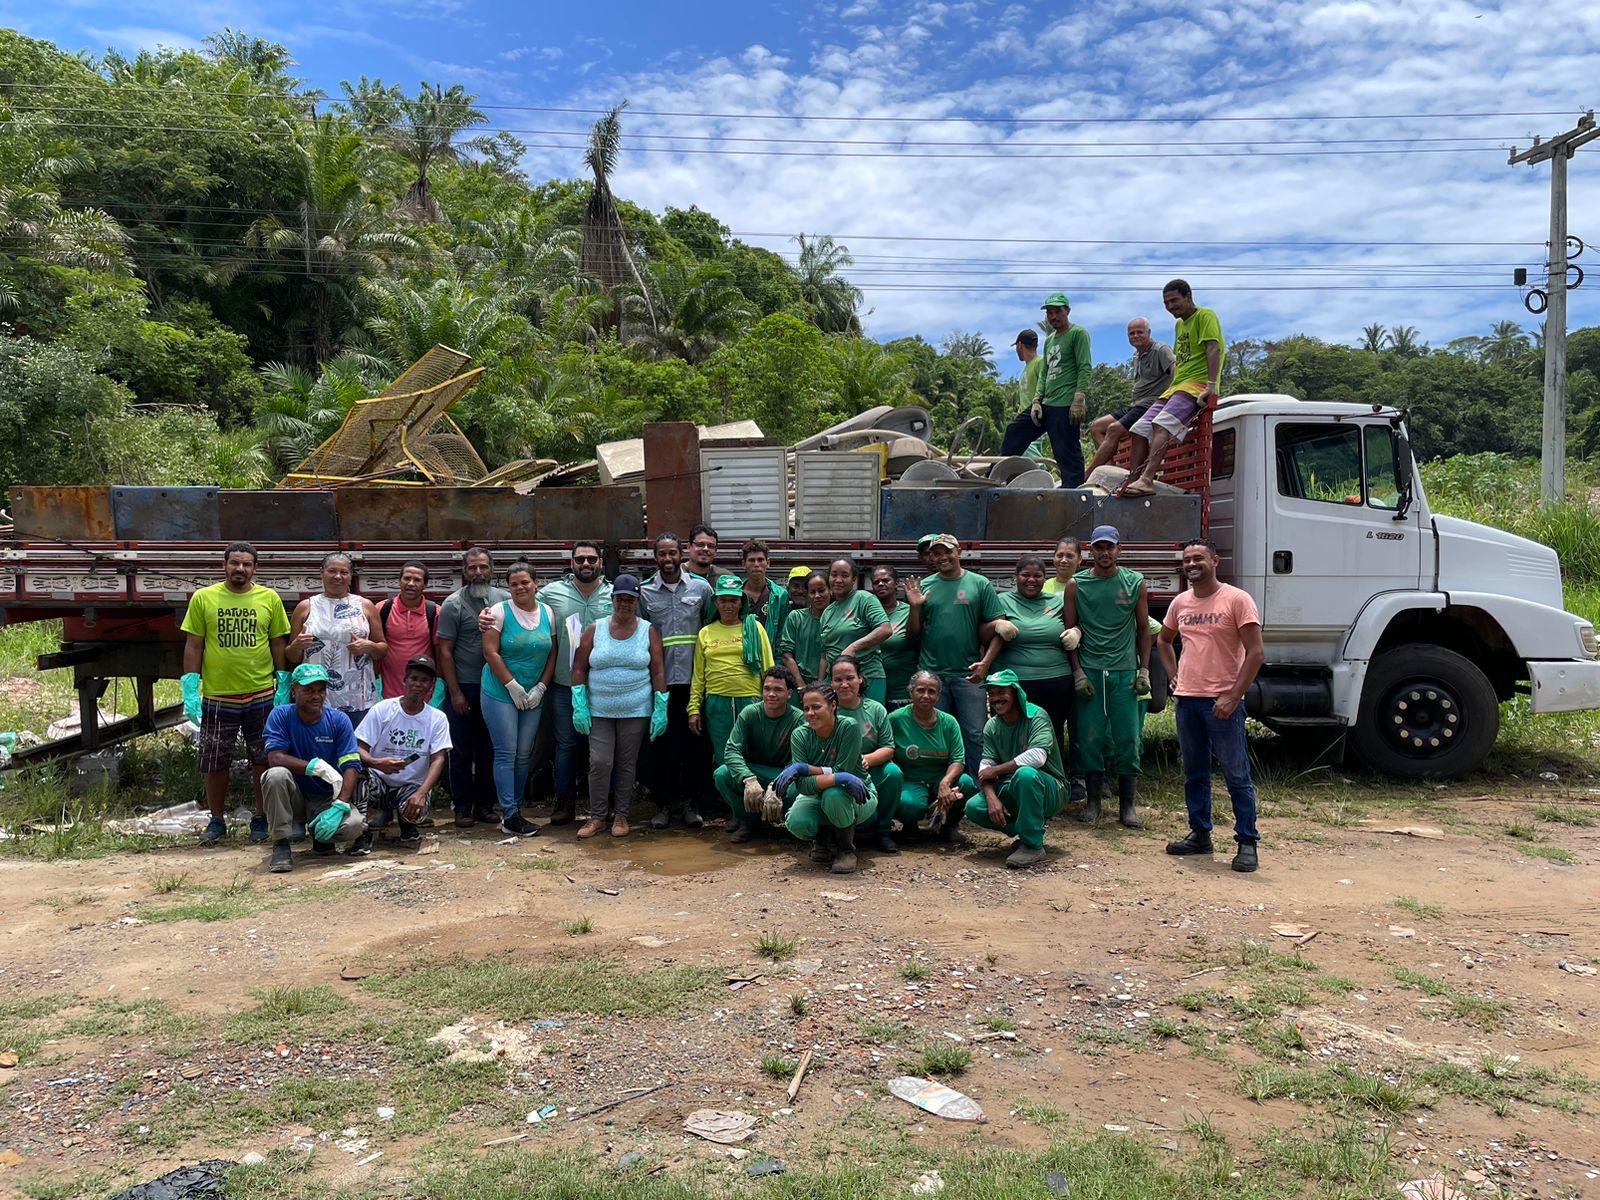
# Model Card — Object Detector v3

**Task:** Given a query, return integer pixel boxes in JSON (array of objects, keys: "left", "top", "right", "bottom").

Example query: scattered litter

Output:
[
  {"left": 482, "top": 1133, "right": 529, "bottom": 1148},
  {"left": 1558, "top": 959, "right": 1597, "bottom": 976},
  {"left": 1160, "top": 1140, "right": 1180, "bottom": 1152},
  {"left": 1538, "top": 771, "right": 1559, "bottom": 782},
  {"left": 339, "top": 965, "right": 370, "bottom": 982},
  {"left": 376, "top": 1106, "right": 395, "bottom": 1121},
  {"left": 1103, "top": 1123, "right": 1131, "bottom": 1132},
  {"left": 0, "top": 1051, "right": 18, "bottom": 1068},
  {"left": 818, "top": 890, "right": 858, "bottom": 901},
  {"left": 529, "top": 1019, "right": 565, "bottom": 1031},
  {"left": 354, "top": 1151, "right": 383, "bottom": 1167},
  {"left": 1043, "top": 1169, "right": 1071, "bottom": 1197},
  {"left": 746, "top": 1158, "right": 786, "bottom": 1177},
  {"left": 1269, "top": 923, "right": 1319, "bottom": 944},
  {"left": 726, "top": 973, "right": 765, "bottom": 991},
  {"left": 571, "top": 1082, "right": 671, "bottom": 1120},
  {"left": 319, "top": 859, "right": 454, "bottom": 881},
  {"left": 683, "top": 1109, "right": 758, "bottom": 1143},
  {"left": 526, "top": 1110, "right": 544, "bottom": 1124},
  {"left": 972, "top": 1030, "right": 1017, "bottom": 1042},
  {"left": 599, "top": 887, "right": 620, "bottom": 896},
  {"left": 1388, "top": 925, "right": 1417, "bottom": 939},
  {"left": 180, "top": 1065, "right": 205, "bottom": 1080},
  {"left": 887, "top": 1076, "right": 986, "bottom": 1122},
  {"left": 1362, "top": 824, "right": 1445, "bottom": 840},
  {"left": 630, "top": 935, "right": 669, "bottom": 948},
  {"left": 239, "top": 1152, "right": 265, "bottom": 1166},
  {"left": 334, "top": 1135, "right": 369, "bottom": 1154},
  {"left": 427, "top": 1019, "right": 541, "bottom": 1066},
  {"left": 496, "top": 836, "right": 518, "bottom": 845},
  {"left": 617, "top": 1152, "right": 645, "bottom": 1171},
  {"left": 108, "top": 1160, "right": 235, "bottom": 1200},
  {"left": 107, "top": 801, "right": 249, "bottom": 838},
  {"left": 911, "top": 1170, "right": 945, "bottom": 1196},
  {"left": 1399, "top": 1180, "right": 1469, "bottom": 1200},
  {"left": 118, "top": 916, "right": 146, "bottom": 926}
]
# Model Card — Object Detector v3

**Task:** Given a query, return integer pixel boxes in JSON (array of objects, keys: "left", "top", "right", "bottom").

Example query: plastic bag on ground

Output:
[
  {"left": 887, "top": 1076, "right": 986, "bottom": 1121},
  {"left": 109, "top": 1160, "right": 235, "bottom": 1200}
]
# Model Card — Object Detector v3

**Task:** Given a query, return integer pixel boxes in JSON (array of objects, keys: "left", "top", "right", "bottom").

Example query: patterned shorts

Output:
[{"left": 197, "top": 695, "right": 274, "bottom": 773}]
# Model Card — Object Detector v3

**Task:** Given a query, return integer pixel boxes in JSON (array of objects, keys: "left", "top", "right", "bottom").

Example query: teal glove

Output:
[
  {"left": 308, "top": 800, "right": 351, "bottom": 843},
  {"left": 572, "top": 684, "right": 592, "bottom": 736},
  {"left": 274, "top": 669, "right": 291, "bottom": 707},
  {"left": 180, "top": 672, "right": 202, "bottom": 726},
  {"left": 649, "top": 690, "right": 669, "bottom": 740}
]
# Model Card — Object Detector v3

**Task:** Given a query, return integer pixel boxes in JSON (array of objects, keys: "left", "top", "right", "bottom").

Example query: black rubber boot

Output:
[
  {"left": 269, "top": 839, "right": 293, "bottom": 873},
  {"left": 831, "top": 824, "right": 858, "bottom": 874},
  {"left": 1117, "top": 775, "right": 1142, "bottom": 829},
  {"left": 1232, "top": 842, "right": 1259, "bottom": 873},
  {"left": 1165, "top": 830, "right": 1214, "bottom": 856},
  {"left": 809, "top": 826, "right": 834, "bottom": 863},
  {"left": 1078, "top": 772, "right": 1104, "bottom": 824}
]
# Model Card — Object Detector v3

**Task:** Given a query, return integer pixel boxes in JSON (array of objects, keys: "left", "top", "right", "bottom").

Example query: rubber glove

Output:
[
  {"left": 180, "top": 672, "right": 202, "bottom": 726},
  {"left": 309, "top": 799, "right": 351, "bottom": 843},
  {"left": 1133, "top": 667, "right": 1152, "bottom": 697},
  {"left": 304, "top": 757, "right": 344, "bottom": 790},
  {"left": 505, "top": 679, "right": 530, "bottom": 709},
  {"left": 1060, "top": 627, "right": 1082, "bottom": 652},
  {"left": 993, "top": 619, "right": 1019, "bottom": 643},
  {"left": 526, "top": 681, "right": 547, "bottom": 709},
  {"left": 742, "top": 777, "right": 765, "bottom": 812},
  {"left": 273, "top": 669, "right": 291, "bottom": 707},
  {"left": 1070, "top": 393, "right": 1087, "bottom": 423},
  {"left": 572, "top": 684, "right": 592, "bottom": 734},
  {"left": 1074, "top": 668, "right": 1094, "bottom": 698},
  {"left": 761, "top": 785, "right": 785, "bottom": 824},
  {"left": 772, "top": 763, "right": 810, "bottom": 795},
  {"left": 833, "top": 771, "right": 869, "bottom": 804},
  {"left": 649, "top": 690, "right": 669, "bottom": 741}
]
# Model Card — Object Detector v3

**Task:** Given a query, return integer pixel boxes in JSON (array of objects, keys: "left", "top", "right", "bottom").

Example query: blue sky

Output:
[{"left": 7, "top": 0, "right": 1599, "bottom": 379}]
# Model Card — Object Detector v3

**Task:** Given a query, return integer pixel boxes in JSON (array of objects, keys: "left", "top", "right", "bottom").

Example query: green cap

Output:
[
  {"left": 291, "top": 662, "right": 330, "bottom": 686},
  {"left": 1041, "top": 292, "right": 1070, "bottom": 309},
  {"left": 714, "top": 574, "right": 744, "bottom": 597},
  {"left": 984, "top": 669, "right": 1021, "bottom": 688},
  {"left": 916, "top": 534, "right": 937, "bottom": 551}
]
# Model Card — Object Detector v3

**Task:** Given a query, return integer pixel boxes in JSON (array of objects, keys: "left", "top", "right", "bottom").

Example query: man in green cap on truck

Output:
[
  {"left": 999, "top": 293, "right": 1092, "bottom": 487},
  {"left": 963, "top": 669, "right": 1066, "bottom": 868}
]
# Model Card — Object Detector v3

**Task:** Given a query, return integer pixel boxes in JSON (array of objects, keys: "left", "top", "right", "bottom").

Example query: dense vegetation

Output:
[{"left": 2, "top": 28, "right": 1597, "bottom": 499}]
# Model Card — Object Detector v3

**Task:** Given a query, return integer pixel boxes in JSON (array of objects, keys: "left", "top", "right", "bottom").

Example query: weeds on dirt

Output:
[
  {"left": 1392, "top": 896, "right": 1444, "bottom": 919},
  {"left": 1390, "top": 968, "right": 1510, "bottom": 1030},
  {"left": 1502, "top": 822, "right": 1538, "bottom": 840},
  {"left": 858, "top": 1017, "right": 911, "bottom": 1044},
  {"left": 61, "top": 998, "right": 197, "bottom": 1043},
  {"left": 1239, "top": 1063, "right": 1423, "bottom": 1118},
  {"left": 1523, "top": 845, "right": 1577, "bottom": 864},
  {"left": 148, "top": 871, "right": 192, "bottom": 894},
  {"left": 0, "top": 994, "right": 66, "bottom": 1067},
  {"left": 753, "top": 933, "right": 797, "bottom": 960},
  {"left": 760, "top": 1054, "right": 797, "bottom": 1081},
  {"left": 919, "top": 1043, "right": 972, "bottom": 1076},
  {"left": 985, "top": 1015, "right": 1017, "bottom": 1032},
  {"left": 362, "top": 956, "right": 716, "bottom": 1019},
  {"left": 899, "top": 959, "right": 931, "bottom": 982},
  {"left": 136, "top": 876, "right": 260, "bottom": 924},
  {"left": 225, "top": 986, "right": 349, "bottom": 1044},
  {"left": 789, "top": 994, "right": 808, "bottom": 1016},
  {"left": 1417, "top": 1058, "right": 1591, "bottom": 1118},
  {"left": 1533, "top": 803, "right": 1596, "bottom": 827},
  {"left": 564, "top": 915, "right": 594, "bottom": 936}
]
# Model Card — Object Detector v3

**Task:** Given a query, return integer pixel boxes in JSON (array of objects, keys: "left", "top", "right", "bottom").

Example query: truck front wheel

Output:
[{"left": 1351, "top": 645, "right": 1499, "bottom": 779}]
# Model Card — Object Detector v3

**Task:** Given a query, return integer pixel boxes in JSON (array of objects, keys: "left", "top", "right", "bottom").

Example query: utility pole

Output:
[{"left": 1509, "top": 110, "right": 1597, "bottom": 505}]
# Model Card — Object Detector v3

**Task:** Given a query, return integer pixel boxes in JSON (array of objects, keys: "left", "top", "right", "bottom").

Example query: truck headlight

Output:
[{"left": 1580, "top": 622, "right": 1599, "bottom": 659}]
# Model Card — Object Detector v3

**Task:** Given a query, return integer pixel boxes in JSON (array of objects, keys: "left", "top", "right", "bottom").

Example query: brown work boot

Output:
[
  {"left": 809, "top": 827, "right": 834, "bottom": 864},
  {"left": 610, "top": 816, "right": 630, "bottom": 838},
  {"left": 576, "top": 818, "right": 605, "bottom": 839},
  {"left": 830, "top": 825, "right": 858, "bottom": 874}
]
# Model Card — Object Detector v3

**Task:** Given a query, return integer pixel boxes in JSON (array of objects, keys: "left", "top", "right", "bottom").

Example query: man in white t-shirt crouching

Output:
[{"left": 355, "top": 654, "right": 453, "bottom": 846}]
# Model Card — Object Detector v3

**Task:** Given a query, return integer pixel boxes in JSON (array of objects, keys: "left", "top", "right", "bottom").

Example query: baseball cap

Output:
[
  {"left": 1089, "top": 524, "right": 1120, "bottom": 545},
  {"left": 916, "top": 534, "right": 937, "bottom": 551},
  {"left": 1011, "top": 328, "right": 1038, "bottom": 348},
  {"left": 714, "top": 574, "right": 744, "bottom": 597},
  {"left": 787, "top": 565, "right": 813, "bottom": 581},
  {"left": 612, "top": 572, "right": 641, "bottom": 598},
  {"left": 405, "top": 654, "right": 438, "bottom": 677},
  {"left": 291, "top": 662, "right": 330, "bottom": 686},
  {"left": 1041, "top": 292, "right": 1071, "bottom": 309}
]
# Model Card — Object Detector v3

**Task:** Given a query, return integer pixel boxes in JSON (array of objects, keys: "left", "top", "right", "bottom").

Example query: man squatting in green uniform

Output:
[
  {"left": 714, "top": 666, "right": 804, "bottom": 842},
  {"left": 964, "top": 670, "right": 1067, "bottom": 868},
  {"left": 1062, "top": 524, "right": 1152, "bottom": 828}
]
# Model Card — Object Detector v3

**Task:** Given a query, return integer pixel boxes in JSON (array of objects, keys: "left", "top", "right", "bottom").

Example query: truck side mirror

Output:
[{"left": 1391, "top": 419, "right": 1415, "bottom": 521}]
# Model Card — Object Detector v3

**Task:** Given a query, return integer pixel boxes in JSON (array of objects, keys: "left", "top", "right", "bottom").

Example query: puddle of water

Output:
[{"left": 570, "top": 830, "right": 785, "bottom": 877}]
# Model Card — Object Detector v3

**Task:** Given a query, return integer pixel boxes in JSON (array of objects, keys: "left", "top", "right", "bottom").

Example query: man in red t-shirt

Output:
[
  {"left": 1157, "top": 539, "right": 1265, "bottom": 872},
  {"left": 379, "top": 562, "right": 438, "bottom": 701}
]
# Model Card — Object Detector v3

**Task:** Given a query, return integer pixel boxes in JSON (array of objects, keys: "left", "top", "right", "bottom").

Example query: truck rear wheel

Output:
[{"left": 1351, "top": 646, "right": 1498, "bottom": 779}]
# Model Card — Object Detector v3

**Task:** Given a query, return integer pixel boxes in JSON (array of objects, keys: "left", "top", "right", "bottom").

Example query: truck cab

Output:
[{"left": 1210, "top": 395, "right": 1600, "bottom": 777}]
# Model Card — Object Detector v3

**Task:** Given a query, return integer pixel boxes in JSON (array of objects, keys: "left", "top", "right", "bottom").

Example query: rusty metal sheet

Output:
[
  {"left": 1089, "top": 492, "right": 1203, "bottom": 545},
  {"left": 533, "top": 486, "right": 645, "bottom": 543},
  {"left": 642, "top": 423, "right": 701, "bottom": 538},
  {"left": 426, "top": 488, "right": 538, "bottom": 542},
  {"left": 220, "top": 491, "right": 339, "bottom": 542},
  {"left": 880, "top": 488, "right": 990, "bottom": 543},
  {"left": 332, "top": 488, "right": 430, "bottom": 542},
  {"left": 11, "top": 487, "right": 117, "bottom": 542},
  {"left": 111, "top": 487, "right": 220, "bottom": 541},
  {"left": 985, "top": 489, "right": 1096, "bottom": 543}
]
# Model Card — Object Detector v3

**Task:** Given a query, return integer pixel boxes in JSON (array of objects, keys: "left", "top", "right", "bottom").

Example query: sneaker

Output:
[
  {"left": 1005, "top": 843, "right": 1047, "bottom": 869},
  {"left": 500, "top": 812, "right": 540, "bottom": 838},
  {"left": 289, "top": 820, "right": 307, "bottom": 844},
  {"left": 200, "top": 815, "right": 227, "bottom": 845},
  {"left": 649, "top": 807, "right": 672, "bottom": 830},
  {"left": 681, "top": 806, "right": 704, "bottom": 830},
  {"left": 248, "top": 816, "right": 269, "bottom": 844},
  {"left": 312, "top": 840, "right": 337, "bottom": 856},
  {"left": 269, "top": 840, "right": 293, "bottom": 873},
  {"left": 1165, "top": 831, "right": 1214, "bottom": 856},
  {"left": 344, "top": 830, "right": 374, "bottom": 857},
  {"left": 1232, "top": 842, "right": 1259, "bottom": 873},
  {"left": 397, "top": 821, "right": 422, "bottom": 847},
  {"left": 870, "top": 832, "right": 900, "bottom": 855}
]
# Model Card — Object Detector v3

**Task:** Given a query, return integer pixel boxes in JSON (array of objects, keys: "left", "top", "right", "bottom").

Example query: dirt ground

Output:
[{"left": 2, "top": 777, "right": 1598, "bottom": 1198}]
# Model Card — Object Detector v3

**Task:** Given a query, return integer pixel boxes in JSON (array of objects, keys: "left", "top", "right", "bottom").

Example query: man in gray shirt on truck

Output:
[{"left": 1085, "top": 317, "right": 1175, "bottom": 477}]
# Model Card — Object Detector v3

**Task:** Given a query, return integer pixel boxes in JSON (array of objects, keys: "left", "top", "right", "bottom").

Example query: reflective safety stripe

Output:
[{"left": 661, "top": 635, "right": 698, "bottom": 645}]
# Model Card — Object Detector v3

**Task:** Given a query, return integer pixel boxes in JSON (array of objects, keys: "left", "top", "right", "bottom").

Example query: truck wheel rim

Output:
[{"left": 1383, "top": 678, "right": 1463, "bottom": 756}]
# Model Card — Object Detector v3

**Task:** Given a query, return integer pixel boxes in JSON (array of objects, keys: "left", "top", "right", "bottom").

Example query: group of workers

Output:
[{"left": 178, "top": 518, "right": 1264, "bottom": 875}]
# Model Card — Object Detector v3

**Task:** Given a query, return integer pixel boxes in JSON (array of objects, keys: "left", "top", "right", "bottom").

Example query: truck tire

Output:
[{"left": 1351, "top": 645, "right": 1498, "bottom": 779}]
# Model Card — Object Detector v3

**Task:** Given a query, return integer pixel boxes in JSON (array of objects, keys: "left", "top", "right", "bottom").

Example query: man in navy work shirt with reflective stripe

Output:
[{"left": 639, "top": 531, "right": 713, "bottom": 828}]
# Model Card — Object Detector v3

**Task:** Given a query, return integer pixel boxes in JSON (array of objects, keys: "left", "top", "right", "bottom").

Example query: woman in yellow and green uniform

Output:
[
  {"left": 774, "top": 682, "right": 878, "bottom": 874},
  {"left": 886, "top": 670, "right": 975, "bottom": 838},
  {"left": 689, "top": 575, "right": 774, "bottom": 823},
  {"left": 830, "top": 655, "right": 902, "bottom": 855},
  {"left": 964, "top": 669, "right": 1066, "bottom": 869}
]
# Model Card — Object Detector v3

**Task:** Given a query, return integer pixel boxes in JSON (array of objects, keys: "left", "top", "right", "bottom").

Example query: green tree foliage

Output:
[{"left": 703, "top": 313, "right": 845, "bottom": 443}]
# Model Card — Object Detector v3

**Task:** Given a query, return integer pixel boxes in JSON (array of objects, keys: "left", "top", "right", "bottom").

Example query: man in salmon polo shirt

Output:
[{"left": 1157, "top": 538, "right": 1265, "bottom": 873}]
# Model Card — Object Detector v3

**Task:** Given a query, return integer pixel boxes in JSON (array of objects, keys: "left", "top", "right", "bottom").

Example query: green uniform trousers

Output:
[
  {"left": 1072, "top": 668, "right": 1144, "bottom": 777},
  {"left": 785, "top": 784, "right": 878, "bottom": 838},
  {"left": 867, "top": 761, "right": 904, "bottom": 834},
  {"left": 964, "top": 766, "right": 1064, "bottom": 850},
  {"left": 713, "top": 761, "right": 787, "bottom": 833},
  {"left": 702, "top": 694, "right": 756, "bottom": 814},
  {"left": 887, "top": 774, "right": 977, "bottom": 826}
]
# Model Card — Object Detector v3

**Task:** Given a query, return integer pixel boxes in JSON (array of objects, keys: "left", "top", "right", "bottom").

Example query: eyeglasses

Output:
[{"left": 692, "top": 542, "right": 716, "bottom": 551}]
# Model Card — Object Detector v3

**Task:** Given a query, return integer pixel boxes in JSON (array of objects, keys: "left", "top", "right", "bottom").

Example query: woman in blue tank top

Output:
[
  {"left": 570, "top": 573, "right": 668, "bottom": 839},
  {"left": 480, "top": 561, "right": 555, "bottom": 836}
]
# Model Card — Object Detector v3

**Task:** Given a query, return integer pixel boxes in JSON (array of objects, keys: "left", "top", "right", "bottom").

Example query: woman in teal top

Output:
[
  {"left": 974, "top": 554, "right": 1075, "bottom": 761},
  {"left": 820, "top": 559, "right": 891, "bottom": 704},
  {"left": 480, "top": 561, "right": 556, "bottom": 836},
  {"left": 775, "top": 683, "right": 878, "bottom": 874},
  {"left": 870, "top": 564, "right": 917, "bottom": 709},
  {"left": 830, "top": 655, "right": 902, "bottom": 855}
]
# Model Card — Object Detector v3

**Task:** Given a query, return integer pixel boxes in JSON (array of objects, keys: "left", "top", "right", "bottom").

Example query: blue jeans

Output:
[
  {"left": 1175, "top": 696, "right": 1259, "bottom": 844},
  {"left": 937, "top": 674, "right": 988, "bottom": 784},
  {"left": 549, "top": 683, "right": 582, "bottom": 801},
  {"left": 999, "top": 404, "right": 1084, "bottom": 488},
  {"left": 482, "top": 692, "right": 545, "bottom": 820}
]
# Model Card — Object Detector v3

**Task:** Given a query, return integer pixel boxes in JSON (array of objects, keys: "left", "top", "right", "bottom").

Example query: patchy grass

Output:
[
  {"left": 361, "top": 956, "right": 717, "bottom": 1020},
  {"left": 1502, "top": 822, "right": 1539, "bottom": 840},
  {"left": 1523, "top": 845, "right": 1577, "bottom": 864},
  {"left": 1392, "top": 896, "right": 1444, "bottom": 920},
  {"left": 753, "top": 933, "right": 797, "bottom": 961},
  {"left": 224, "top": 986, "right": 349, "bottom": 1044},
  {"left": 1391, "top": 968, "right": 1450, "bottom": 997},
  {"left": 1391, "top": 968, "right": 1510, "bottom": 1031},
  {"left": 984, "top": 1015, "right": 1017, "bottom": 1032},
  {"left": 789, "top": 994, "right": 808, "bottom": 1017},
  {"left": 760, "top": 1054, "right": 797, "bottom": 1081},
  {"left": 899, "top": 959, "right": 931, "bottom": 982},
  {"left": 919, "top": 1043, "right": 972, "bottom": 1076},
  {"left": 859, "top": 1017, "right": 912, "bottom": 1044},
  {"left": 1150, "top": 1017, "right": 1182, "bottom": 1038},
  {"left": 0, "top": 994, "right": 67, "bottom": 1067},
  {"left": 148, "top": 870, "right": 193, "bottom": 894},
  {"left": 1417, "top": 1058, "right": 1591, "bottom": 1118},
  {"left": 136, "top": 875, "right": 262, "bottom": 924},
  {"left": 1532, "top": 804, "right": 1596, "bottom": 827},
  {"left": 1238, "top": 1063, "right": 1424, "bottom": 1119},
  {"left": 60, "top": 998, "right": 198, "bottom": 1043},
  {"left": 563, "top": 915, "right": 594, "bottom": 936}
]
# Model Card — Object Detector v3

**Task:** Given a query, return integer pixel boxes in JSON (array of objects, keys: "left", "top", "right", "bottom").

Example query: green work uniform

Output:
[
  {"left": 840, "top": 696, "right": 901, "bottom": 836},
  {"left": 779, "top": 607, "right": 826, "bottom": 698},
  {"left": 785, "top": 714, "right": 878, "bottom": 838},
  {"left": 1017, "top": 355, "right": 1043, "bottom": 410},
  {"left": 915, "top": 570, "right": 1003, "bottom": 677},
  {"left": 821, "top": 589, "right": 890, "bottom": 702},
  {"left": 1072, "top": 567, "right": 1146, "bottom": 778},
  {"left": 880, "top": 600, "right": 918, "bottom": 708},
  {"left": 995, "top": 590, "right": 1072, "bottom": 682},
  {"left": 1035, "top": 325, "right": 1093, "bottom": 408},
  {"left": 886, "top": 705, "right": 973, "bottom": 827},
  {"left": 964, "top": 688, "right": 1066, "bottom": 849},
  {"left": 714, "top": 702, "right": 805, "bottom": 833}
]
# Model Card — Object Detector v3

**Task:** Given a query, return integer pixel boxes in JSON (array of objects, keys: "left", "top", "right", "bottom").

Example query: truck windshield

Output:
[{"left": 1275, "top": 422, "right": 1404, "bottom": 510}]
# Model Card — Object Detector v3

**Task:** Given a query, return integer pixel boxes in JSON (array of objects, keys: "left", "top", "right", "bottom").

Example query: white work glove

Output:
[
  {"left": 1060, "top": 627, "right": 1082, "bottom": 652},
  {"left": 305, "top": 757, "right": 344, "bottom": 790},
  {"left": 993, "top": 619, "right": 1019, "bottom": 643},
  {"left": 1070, "top": 393, "right": 1087, "bottom": 423},
  {"left": 526, "top": 681, "right": 547, "bottom": 709},
  {"left": 505, "top": 680, "right": 530, "bottom": 709},
  {"left": 761, "top": 785, "right": 785, "bottom": 825},
  {"left": 742, "top": 777, "right": 765, "bottom": 812}
]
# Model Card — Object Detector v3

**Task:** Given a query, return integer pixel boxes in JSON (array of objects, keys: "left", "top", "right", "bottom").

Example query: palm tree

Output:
[
  {"left": 360, "top": 271, "right": 530, "bottom": 368},
  {"left": 453, "top": 207, "right": 584, "bottom": 323},
  {"left": 580, "top": 102, "right": 654, "bottom": 334},
  {"left": 942, "top": 331, "right": 995, "bottom": 365},
  {"left": 1359, "top": 323, "right": 1387, "bottom": 353},
  {"left": 238, "top": 114, "right": 419, "bottom": 363},
  {"left": 1384, "top": 325, "right": 1425, "bottom": 357},
  {"left": 831, "top": 337, "right": 912, "bottom": 411},
  {"left": 793, "top": 233, "right": 862, "bottom": 334},
  {"left": 626, "top": 261, "right": 754, "bottom": 364},
  {"left": 256, "top": 352, "right": 380, "bottom": 469},
  {"left": 1482, "top": 320, "right": 1531, "bottom": 365},
  {"left": 385, "top": 83, "right": 487, "bottom": 222},
  {"left": 202, "top": 29, "right": 298, "bottom": 88}
]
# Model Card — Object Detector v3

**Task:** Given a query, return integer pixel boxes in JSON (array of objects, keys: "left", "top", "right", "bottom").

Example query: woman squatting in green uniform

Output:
[
  {"left": 829, "top": 654, "right": 902, "bottom": 855},
  {"left": 772, "top": 682, "right": 879, "bottom": 874},
  {"left": 964, "top": 669, "right": 1068, "bottom": 868},
  {"left": 884, "top": 670, "right": 975, "bottom": 837}
]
